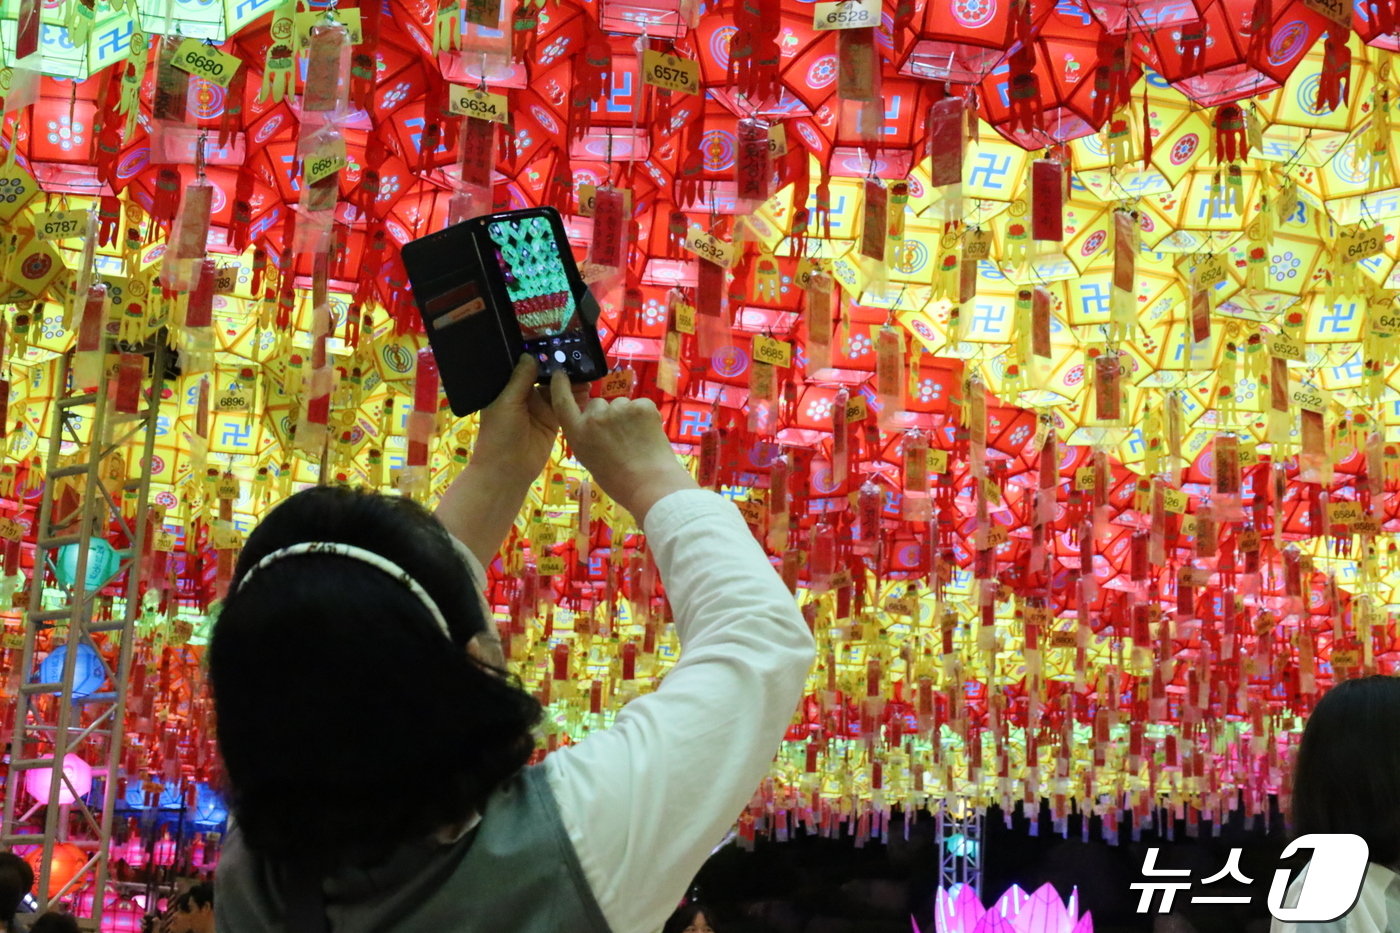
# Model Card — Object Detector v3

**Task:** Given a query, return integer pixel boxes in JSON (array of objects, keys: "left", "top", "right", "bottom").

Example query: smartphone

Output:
[{"left": 402, "top": 207, "right": 607, "bottom": 416}]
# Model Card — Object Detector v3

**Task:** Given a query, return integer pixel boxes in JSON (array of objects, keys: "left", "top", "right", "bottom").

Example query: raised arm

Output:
[
  {"left": 435, "top": 356, "right": 587, "bottom": 567},
  {"left": 541, "top": 373, "right": 816, "bottom": 933}
]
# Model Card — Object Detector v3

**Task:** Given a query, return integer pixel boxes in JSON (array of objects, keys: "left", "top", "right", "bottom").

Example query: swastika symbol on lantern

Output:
[{"left": 952, "top": 0, "right": 997, "bottom": 27}]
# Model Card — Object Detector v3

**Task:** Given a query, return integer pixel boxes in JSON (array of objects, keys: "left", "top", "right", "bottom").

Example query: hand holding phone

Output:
[{"left": 402, "top": 208, "right": 608, "bottom": 415}]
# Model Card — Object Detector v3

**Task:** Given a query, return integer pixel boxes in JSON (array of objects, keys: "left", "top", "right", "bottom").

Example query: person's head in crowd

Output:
[
  {"left": 0, "top": 853, "right": 33, "bottom": 922},
  {"left": 167, "top": 883, "right": 213, "bottom": 933},
  {"left": 663, "top": 902, "right": 718, "bottom": 933},
  {"left": 209, "top": 487, "right": 541, "bottom": 867},
  {"left": 1292, "top": 674, "right": 1400, "bottom": 867},
  {"left": 27, "top": 913, "right": 79, "bottom": 933}
]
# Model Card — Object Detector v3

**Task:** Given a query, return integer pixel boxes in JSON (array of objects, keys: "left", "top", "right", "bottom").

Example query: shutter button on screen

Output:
[{"left": 554, "top": 350, "right": 567, "bottom": 363}]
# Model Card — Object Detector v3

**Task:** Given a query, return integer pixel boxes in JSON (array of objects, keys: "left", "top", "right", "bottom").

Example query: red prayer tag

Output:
[
  {"left": 860, "top": 178, "right": 887, "bottom": 262},
  {"left": 1031, "top": 160, "right": 1064, "bottom": 241}
]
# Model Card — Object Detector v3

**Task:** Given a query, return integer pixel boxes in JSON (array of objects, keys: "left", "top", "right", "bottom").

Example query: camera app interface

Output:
[{"left": 486, "top": 215, "right": 598, "bottom": 378}]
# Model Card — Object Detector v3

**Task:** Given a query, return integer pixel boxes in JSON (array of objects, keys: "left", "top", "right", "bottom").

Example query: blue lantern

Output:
[
  {"left": 193, "top": 783, "right": 229, "bottom": 828},
  {"left": 124, "top": 778, "right": 185, "bottom": 810},
  {"left": 54, "top": 538, "right": 122, "bottom": 591},
  {"left": 38, "top": 643, "right": 107, "bottom": 697}
]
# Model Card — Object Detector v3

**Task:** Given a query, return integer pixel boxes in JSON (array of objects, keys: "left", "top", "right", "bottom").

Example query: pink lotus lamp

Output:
[{"left": 918, "top": 883, "right": 1093, "bottom": 933}]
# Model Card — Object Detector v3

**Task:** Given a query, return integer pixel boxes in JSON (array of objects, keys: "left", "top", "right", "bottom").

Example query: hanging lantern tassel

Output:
[
  {"left": 1317, "top": 26, "right": 1351, "bottom": 113},
  {"left": 1213, "top": 104, "right": 1248, "bottom": 164},
  {"left": 568, "top": 25, "right": 611, "bottom": 143},
  {"left": 875, "top": 325, "right": 905, "bottom": 430},
  {"left": 1008, "top": 44, "right": 1039, "bottom": 137},
  {"left": 1245, "top": 0, "right": 1274, "bottom": 68},
  {"left": 837, "top": 28, "right": 878, "bottom": 103}
]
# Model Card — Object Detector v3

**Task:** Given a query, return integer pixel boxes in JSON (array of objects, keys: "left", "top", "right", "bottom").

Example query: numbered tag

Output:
[
  {"left": 297, "top": 9, "right": 364, "bottom": 43},
  {"left": 34, "top": 210, "right": 87, "bottom": 242},
  {"left": 602, "top": 368, "right": 635, "bottom": 398},
  {"left": 214, "top": 265, "right": 240, "bottom": 294},
  {"left": 674, "top": 300, "right": 696, "bottom": 335},
  {"left": 684, "top": 227, "right": 735, "bottom": 268},
  {"left": 1290, "top": 379, "right": 1328, "bottom": 413},
  {"left": 846, "top": 395, "right": 868, "bottom": 422},
  {"left": 304, "top": 137, "right": 347, "bottom": 185},
  {"left": 1073, "top": 467, "right": 1096, "bottom": 491},
  {"left": 1338, "top": 224, "right": 1386, "bottom": 263},
  {"left": 753, "top": 336, "right": 793, "bottom": 368},
  {"left": 1238, "top": 529, "right": 1260, "bottom": 551},
  {"left": 1328, "top": 501, "right": 1362, "bottom": 526},
  {"left": 1302, "top": 0, "right": 1350, "bottom": 24},
  {"left": 154, "top": 530, "right": 176, "bottom": 552},
  {"left": 0, "top": 518, "right": 22, "bottom": 542},
  {"left": 768, "top": 124, "right": 788, "bottom": 157},
  {"left": 211, "top": 524, "right": 243, "bottom": 550},
  {"left": 641, "top": 50, "right": 699, "bottom": 95},
  {"left": 1356, "top": 517, "right": 1382, "bottom": 535},
  {"left": 964, "top": 229, "right": 991, "bottom": 261},
  {"left": 449, "top": 86, "right": 509, "bottom": 123},
  {"left": 1162, "top": 488, "right": 1188, "bottom": 514},
  {"left": 216, "top": 475, "right": 240, "bottom": 499},
  {"left": 2, "top": 632, "right": 23, "bottom": 650},
  {"left": 217, "top": 383, "right": 252, "bottom": 412},
  {"left": 537, "top": 555, "right": 566, "bottom": 576},
  {"left": 984, "top": 524, "right": 1009, "bottom": 548},
  {"left": 1238, "top": 443, "right": 1259, "bottom": 466},
  {"left": 1375, "top": 302, "right": 1400, "bottom": 335},
  {"left": 1049, "top": 629, "right": 1078, "bottom": 649},
  {"left": 737, "top": 498, "right": 765, "bottom": 525},
  {"left": 1267, "top": 331, "right": 1305, "bottom": 362},
  {"left": 171, "top": 39, "right": 242, "bottom": 88},
  {"left": 576, "top": 185, "right": 631, "bottom": 218},
  {"left": 814, "top": 0, "right": 879, "bottom": 29},
  {"left": 927, "top": 448, "right": 949, "bottom": 474}
]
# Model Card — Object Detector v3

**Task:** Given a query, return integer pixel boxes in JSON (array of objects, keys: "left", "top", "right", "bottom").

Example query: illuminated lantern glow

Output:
[
  {"left": 54, "top": 538, "right": 122, "bottom": 592},
  {"left": 23, "top": 754, "right": 94, "bottom": 806},
  {"left": 24, "top": 843, "right": 89, "bottom": 899},
  {"left": 922, "top": 883, "right": 1094, "bottom": 932},
  {"left": 37, "top": 644, "right": 109, "bottom": 698}
]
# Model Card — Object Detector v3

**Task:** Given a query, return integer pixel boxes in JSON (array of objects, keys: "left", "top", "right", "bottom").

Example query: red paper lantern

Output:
[
  {"left": 26, "top": 843, "right": 88, "bottom": 899},
  {"left": 897, "top": 0, "right": 1054, "bottom": 84},
  {"left": 1133, "top": 0, "right": 1330, "bottom": 105}
]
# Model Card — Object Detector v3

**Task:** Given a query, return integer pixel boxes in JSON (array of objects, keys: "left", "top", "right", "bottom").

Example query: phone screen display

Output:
[{"left": 486, "top": 214, "right": 600, "bottom": 378}]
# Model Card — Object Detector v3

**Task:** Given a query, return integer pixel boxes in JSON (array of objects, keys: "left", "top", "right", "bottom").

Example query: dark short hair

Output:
[
  {"left": 180, "top": 882, "right": 213, "bottom": 911},
  {"left": 210, "top": 487, "right": 542, "bottom": 866},
  {"left": 28, "top": 913, "right": 80, "bottom": 933},
  {"left": 1292, "top": 674, "right": 1400, "bottom": 865},
  {"left": 663, "top": 902, "right": 719, "bottom": 933},
  {"left": 0, "top": 852, "right": 33, "bottom": 921}
]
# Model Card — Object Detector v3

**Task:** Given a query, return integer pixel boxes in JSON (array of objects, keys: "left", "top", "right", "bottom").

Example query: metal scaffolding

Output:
[
  {"left": 1, "top": 342, "right": 167, "bottom": 927},
  {"left": 936, "top": 801, "right": 985, "bottom": 899}
]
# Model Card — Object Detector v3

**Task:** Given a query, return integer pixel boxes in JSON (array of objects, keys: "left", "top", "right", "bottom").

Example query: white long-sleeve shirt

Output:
[{"left": 462, "top": 488, "right": 816, "bottom": 933}]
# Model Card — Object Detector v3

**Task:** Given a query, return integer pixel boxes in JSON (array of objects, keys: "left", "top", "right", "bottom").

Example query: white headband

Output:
[{"left": 235, "top": 542, "right": 453, "bottom": 642}]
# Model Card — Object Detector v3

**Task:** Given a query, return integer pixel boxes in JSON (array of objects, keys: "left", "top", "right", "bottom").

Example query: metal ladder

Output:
[{"left": 1, "top": 342, "right": 167, "bottom": 928}]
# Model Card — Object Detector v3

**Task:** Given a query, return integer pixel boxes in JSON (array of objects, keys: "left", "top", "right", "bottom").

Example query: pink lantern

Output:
[
  {"left": 920, "top": 883, "right": 1094, "bottom": 933},
  {"left": 24, "top": 755, "right": 93, "bottom": 806},
  {"left": 152, "top": 829, "right": 177, "bottom": 868}
]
